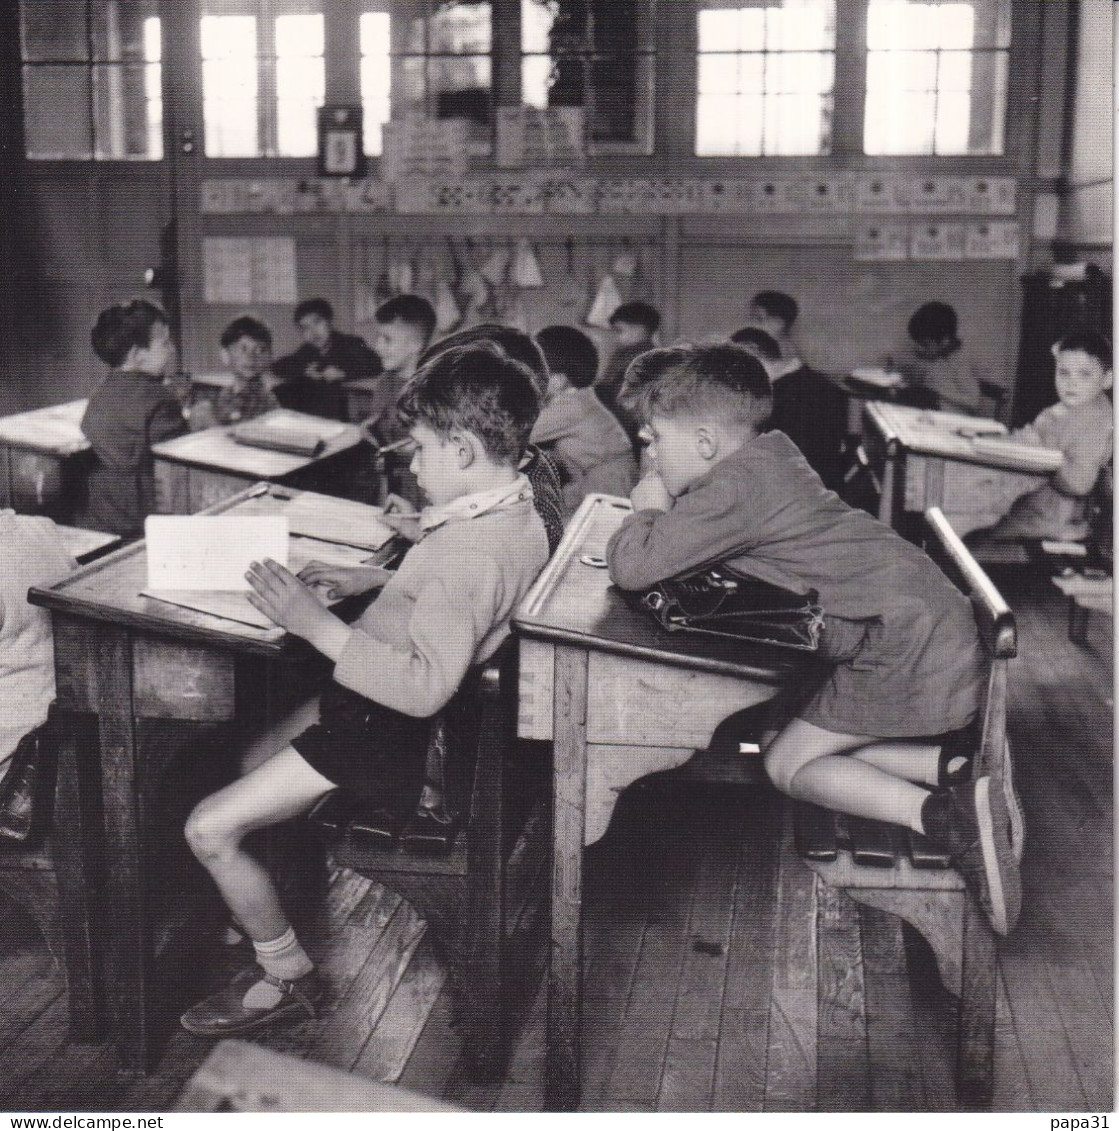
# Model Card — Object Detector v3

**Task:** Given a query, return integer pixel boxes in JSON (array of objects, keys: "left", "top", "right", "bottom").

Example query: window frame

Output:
[{"left": 19, "top": 0, "right": 165, "bottom": 163}]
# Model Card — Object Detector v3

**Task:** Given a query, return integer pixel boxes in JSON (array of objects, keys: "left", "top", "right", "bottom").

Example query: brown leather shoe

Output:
[{"left": 180, "top": 966, "right": 322, "bottom": 1037}]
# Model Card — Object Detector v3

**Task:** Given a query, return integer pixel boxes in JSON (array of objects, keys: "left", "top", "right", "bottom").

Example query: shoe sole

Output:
[
  {"left": 972, "top": 776, "right": 1022, "bottom": 935},
  {"left": 180, "top": 998, "right": 319, "bottom": 1038}
]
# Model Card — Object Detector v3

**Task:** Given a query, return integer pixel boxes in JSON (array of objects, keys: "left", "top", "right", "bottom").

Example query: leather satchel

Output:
[
  {"left": 636, "top": 562, "right": 824, "bottom": 652},
  {"left": 0, "top": 726, "right": 48, "bottom": 843}
]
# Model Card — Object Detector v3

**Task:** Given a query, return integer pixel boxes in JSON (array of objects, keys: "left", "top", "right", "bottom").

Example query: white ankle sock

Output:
[{"left": 243, "top": 928, "right": 314, "bottom": 1009}]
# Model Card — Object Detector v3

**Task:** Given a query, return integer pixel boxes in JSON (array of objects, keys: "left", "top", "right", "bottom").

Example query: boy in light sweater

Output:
[{"left": 180, "top": 341, "right": 548, "bottom": 1038}]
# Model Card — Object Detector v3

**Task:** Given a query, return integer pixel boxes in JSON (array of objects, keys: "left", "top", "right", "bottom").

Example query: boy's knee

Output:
[
  {"left": 764, "top": 742, "right": 806, "bottom": 795},
  {"left": 184, "top": 796, "right": 236, "bottom": 861}
]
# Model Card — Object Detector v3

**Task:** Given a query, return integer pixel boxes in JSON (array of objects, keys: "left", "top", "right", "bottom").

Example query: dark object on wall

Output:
[
  {"left": 1013, "top": 266, "right": 1112, "bottom": 428},
  {"left": 318, "top": 106, "right": 366, "bottom": 178}
]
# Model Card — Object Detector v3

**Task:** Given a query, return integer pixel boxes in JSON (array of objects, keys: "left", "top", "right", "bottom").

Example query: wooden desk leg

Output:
[
  {"left": 878, "top": 450, "right": 899, "bottom": 528},
  {"left": 53, "top": 707, "right": 105, "bottom": 1041},
  {"left": 546, "top": 645, "right": 588, "bottom": 1112},
  {"left": 96, "top": 625, "right": 153, "bottom": 1075},
  {"left": 924, "top": 457, "right": 946, "bottom": 513}
]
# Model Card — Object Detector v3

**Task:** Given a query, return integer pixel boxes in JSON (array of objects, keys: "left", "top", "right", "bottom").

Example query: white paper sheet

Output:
[{"left": 145, "top": 516, "right": 290, "bottom": 591}]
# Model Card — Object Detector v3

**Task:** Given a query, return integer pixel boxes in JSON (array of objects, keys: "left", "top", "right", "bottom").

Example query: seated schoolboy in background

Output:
[
  {"left": 973, "top": 330, "right": 1113, "bottom": 543},
  {"left": 273, "top": 297, "right": 381, "bottom": 420},
  {"left": 598, "top": 301, "right": 660, "bottom": 450},
  {"left": 532, "top": 325, "right": 637, "bottom": 509},
  {"left": 190, "top": 315, "right": 280, "bottom": 430},
  {"left": 731, "top": 325, "right": 847, "bottom": 491},
  {"left": 178, "top": 342, "right": 548, "bottom": 1038},
  {"left": 0, "top": 511, "right": 76, "bottom": 783},
  {"left": 606, "top": 343, "right": 1021, "bottom": 936},
  {"left": 897, "top": 302, "right": 982, "bottom": 415},
  {"left": 81, "top": 299, "right": 187, "bottom": 538},
  {"left": 746, "top": 289, "right": 801, "bottom": 367}
]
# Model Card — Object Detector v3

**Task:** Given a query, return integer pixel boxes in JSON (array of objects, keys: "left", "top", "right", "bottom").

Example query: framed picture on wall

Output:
[{"left": 318, "top": 107, "right": 365, "bottom": 178}]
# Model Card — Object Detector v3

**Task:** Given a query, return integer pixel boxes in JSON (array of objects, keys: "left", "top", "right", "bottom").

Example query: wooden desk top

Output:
[
  {"left": 514, "top": 494, "right": 807, "bottom": 683},
  {"left": 29, "top": 484, "right": 394, "bottom": 657},
  {"left": 0, "top": 399, "right": 91, "bottom": 456},
  {"left": 864, "top": 401, "right": 1063, "bottom": 474},
  {"left": 152, "top": 409, "right": 364, "bottom": 478}
]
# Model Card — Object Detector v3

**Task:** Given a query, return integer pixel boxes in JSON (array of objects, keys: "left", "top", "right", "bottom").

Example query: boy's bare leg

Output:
[{"left": 185, "top": 744, "right": 335, "bottom": 943}]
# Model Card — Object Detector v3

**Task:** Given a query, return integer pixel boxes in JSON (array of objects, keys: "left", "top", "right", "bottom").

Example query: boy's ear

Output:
[
  {"left": 695, "top": 423, "right": 719, "bottom": 461},
  {"left": 220, "top": 346, "right": 232, "bottom": 367},
  {"left": 1103, "top": 369, "right": 1113, "bottom": 391},
  {"left": 451, "top": 431, "right": 477, "bottom": 469}
]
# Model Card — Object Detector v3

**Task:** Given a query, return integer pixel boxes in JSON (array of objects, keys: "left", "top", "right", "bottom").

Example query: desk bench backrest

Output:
[{"left": 921, "top": 506, "right": 1016, "bottom": 778}]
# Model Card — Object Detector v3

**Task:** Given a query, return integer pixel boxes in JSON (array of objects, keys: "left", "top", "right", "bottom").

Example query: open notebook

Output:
[
  {"left": 231, "top": 409, "right": 351, "bottom": 458},
  {"left": 141, "top": 515, "right": 374, "bottom": 630}
]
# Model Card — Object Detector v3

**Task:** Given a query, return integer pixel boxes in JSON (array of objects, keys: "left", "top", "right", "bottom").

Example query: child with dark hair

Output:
[
  {"left": 899, "top": 301, "right": 982, "bottom": 414},
  {"left": 607, "top": 343, "right": 1021, "bottom": 937},
  {"left": 970, "top": 330, "right": 1113, "bottom": 541},
  {"left": 179, "top": 341, "right": 548, "bottom": 1039},
  {"left": 273, "top": 296, "right": 381, "bottom": 420},
  {"left": 192, "top": 316, "right": 280, "bottom": 429},
  {"left": 598, "top": 301, "right": 662, "bottom": 449},
  {"left": 531, "top": 325, "right": 637, "bottom": 507},
  {"left": 736, "top": 307, "right": 847, "bottom": 490},
  {"left": 81, "top": 299, "right": 187, "bottom": 537}
]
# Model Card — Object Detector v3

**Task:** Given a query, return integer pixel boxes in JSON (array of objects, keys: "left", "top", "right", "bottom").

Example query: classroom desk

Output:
[
  {"left": 512, "top": 494, "right": 810, "bottom": 1111},
  {"left": 152, "top": 409, "right": 366, "bottom": 513},
  {"left": 862, "top": 401, "right": 1063, "bottom": 536},
  {"left": 29, "top": 483, "right": 397, "bottom": 1074},
  {"left": 0, "top": 399, "right": 93, "bottom": 520}
]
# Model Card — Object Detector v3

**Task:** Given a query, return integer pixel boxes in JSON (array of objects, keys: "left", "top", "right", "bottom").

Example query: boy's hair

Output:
[
  {"left": 91, "top": 299, "right": 168, "bottom": 368},
  {"left": 375, "top": 293, "right": 437, "bottom": 348},
  {"left": 608, "top": 300, "right": 661, "bottom": 334},
  {"left": 418, "top": 323, "right": 548, "bottom": 398},
  {"left": 398, "top": 341, "right": 540, "bottom": 466},
  {"left": 535, "top": 325, "right": 599, "bottom": 389},
  {"left": 751, "top": 290, "right": 798, "bottom": 332},
  {"left": 220, "top": 315, "right": 272, "bottom": 350},
  {"left": 730, "top": 326, "right": 782, "bottom": 361},
  {"left": 622, "top": 343, "right": 772, "bottom": 429},
  {"left": 293, "top": 297, "right": 333, "bottom": 323},
  {"left": 1053, "top": 329, "right": 1113, "bottom": 369},
  {"left": 907, "top": 301, "right": 958, "bottom": 343}
]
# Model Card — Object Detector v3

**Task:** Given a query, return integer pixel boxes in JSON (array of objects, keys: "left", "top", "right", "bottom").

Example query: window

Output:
[
  {"left": 695, "top": 0, "right": 835, "bottom": 157},
  {"left": 378, "top": 0, "right": 493, "bottom": 153},
  {"left": 864, "top": 0, "right": 1010, "bottom": 155},
  {"left": 201, "top": 1, "right": 324, "bottom": 158},
  {"left": 21, "top": 0, "right": 162, "bottom": 160},
  {"left": 521, "top": 0, "right": 655, "bottom": 153}
]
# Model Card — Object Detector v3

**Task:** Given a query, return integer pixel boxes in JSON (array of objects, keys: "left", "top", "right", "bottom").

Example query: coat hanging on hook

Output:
[{"left": 511, "top": 238, "right": 544, "bottom": 288}]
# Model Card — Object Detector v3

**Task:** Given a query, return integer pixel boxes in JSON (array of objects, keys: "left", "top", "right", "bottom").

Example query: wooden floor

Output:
[{"left": 0, "top": 573, "right": 1111, "bottom": 1113}]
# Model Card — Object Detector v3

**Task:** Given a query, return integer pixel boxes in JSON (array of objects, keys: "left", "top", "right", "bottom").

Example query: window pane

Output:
[
  {"left": 361, "top": 12, "right": 391, "bottom": 155},
  {"left": 428, "top": 1, "right": 491, "bottom": 54},
  {"left": 275, "top": 13, "right": 324, "bottom": 57},
  {"left": 429, "top": 55, "right": 490, "bottom": 124},
  {"left": 23, "top": 64, "right": 92, "bottom": 157},
  {"left": 695, "top": 2, "right": 834, "bottom": 156},
  {"left": 276, "top": 56, "right": 323, "bottom": 156},
  {"left": 522, "top": 55, "right": 553, "bottom": 108},
  {"left": 201, "top": 16, "right": 258, "bottom": 156},
  {"left": 91, "top": 0, "right": 160, "bottom": 61},
  {"left": 21, "top": 0, "right": 89, "bottom": 62},
  {"left": 864, "top": 0, "right": 1006, "bottom": 154},
  {"left": 93, "top": 62, "right": 160, "bottom": 157},
  {"left": 521, "top": 0, "right": 553, "bottom": 54}
]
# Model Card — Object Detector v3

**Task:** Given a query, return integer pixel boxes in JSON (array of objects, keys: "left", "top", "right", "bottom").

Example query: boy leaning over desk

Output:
[{"left": 179, "top": 341, "right": 548, "bottom": 1038}]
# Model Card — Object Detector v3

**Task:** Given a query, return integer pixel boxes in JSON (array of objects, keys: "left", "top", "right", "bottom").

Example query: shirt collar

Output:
[
  {"left": 419, "top": 473, "right": 534, "bottom": 533},
  {"left": 771, "top": 356, "right": 802, "bottom": 382}
]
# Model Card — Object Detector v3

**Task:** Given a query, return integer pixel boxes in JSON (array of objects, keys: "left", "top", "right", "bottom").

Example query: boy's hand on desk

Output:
[
  {"left": 246, "top": 558, "right": 339, "bottom": 644},
  {"left": 630, "top": 471, "right": 672, "bottom": 513},
  {"left": 297, "top": 561, "right": 390, "bottom": 599}
]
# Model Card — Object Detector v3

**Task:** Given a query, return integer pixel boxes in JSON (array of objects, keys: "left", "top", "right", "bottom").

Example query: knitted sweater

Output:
[{"left": 331, "top": 478, "right": 548, "bottom": 717}]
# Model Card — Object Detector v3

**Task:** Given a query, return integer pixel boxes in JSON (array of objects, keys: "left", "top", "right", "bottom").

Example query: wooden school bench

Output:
[
  {"left": 512, "top": 494, "right": 812, "bottom": 1111},
  {"left": 0, "top": 399, "right": 93, "bottom": 521},
  {"left": 862, "top": 401, "right": 1063, "bottom": 537},
  {"left": 793, "top": 507, "right": 1019, "bottom": 1110},
  {"left": 152, "top": 408, "right": 365, "bottom": 514},
  {"left": 28, "top": 483, "right": 400, "bottom": 1074}
]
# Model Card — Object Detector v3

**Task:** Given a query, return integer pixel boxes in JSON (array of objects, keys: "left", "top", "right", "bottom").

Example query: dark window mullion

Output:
[{"left": 85, "top": 0, "right": 96, "bottom": 158}]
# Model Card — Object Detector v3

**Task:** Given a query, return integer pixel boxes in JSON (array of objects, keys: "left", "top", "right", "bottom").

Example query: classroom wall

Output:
[
  {"left": 0, "top": 0, "right": 1084, "bottom": 420},
  {"left": 1058, "top": 0, "right": 1114, "bottom": 270}
]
